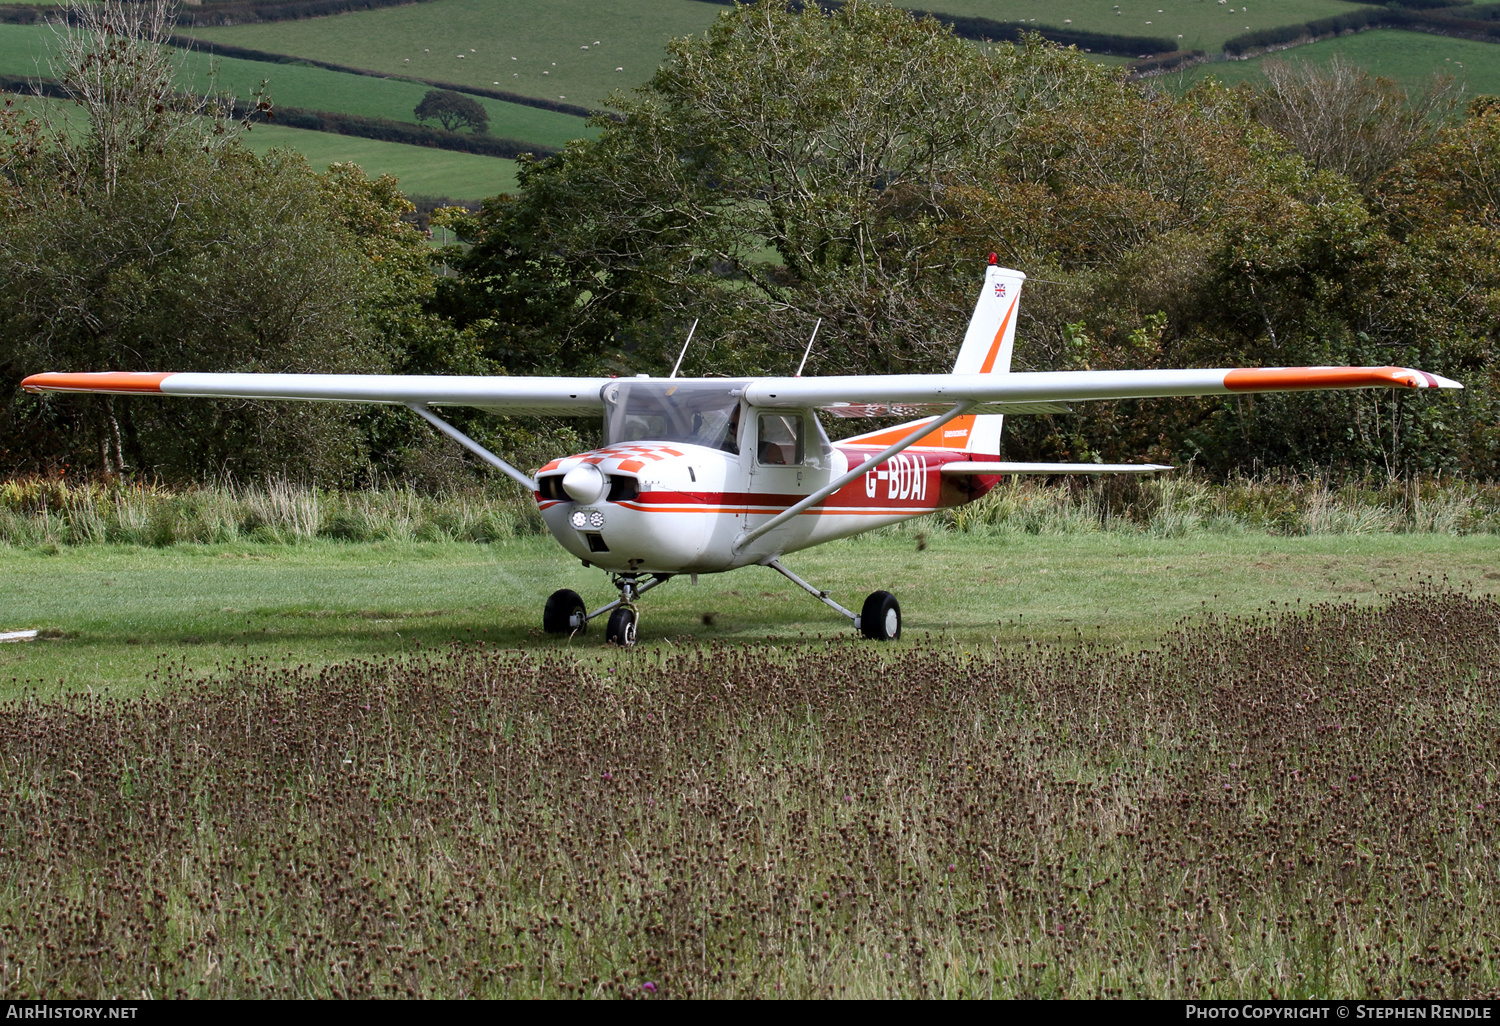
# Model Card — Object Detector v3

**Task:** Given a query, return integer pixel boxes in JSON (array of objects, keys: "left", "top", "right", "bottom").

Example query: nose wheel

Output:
[
  {"left": 605, "top": 607, "right": 638, "bottom": 646},
  {"left": 542, "top": 574, "right": 671, "bottom": 646}
]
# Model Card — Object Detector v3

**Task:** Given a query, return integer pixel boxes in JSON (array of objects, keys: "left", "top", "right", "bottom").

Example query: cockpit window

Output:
[{"left": 601, "top": 381, "right": 747, "bottom": 454}]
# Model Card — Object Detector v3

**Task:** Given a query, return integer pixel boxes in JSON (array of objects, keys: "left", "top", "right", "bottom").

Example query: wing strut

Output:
[
  {"left": 407, "top": 403, "right": 538, "bottom": 492},
  {"left": 733, "top": 401, "right": 975, "bottom": 552}
]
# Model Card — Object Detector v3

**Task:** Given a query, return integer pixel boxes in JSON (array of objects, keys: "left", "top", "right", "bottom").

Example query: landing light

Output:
[{"left": 570, "top": 510, "right": 606, "bottom": 530}]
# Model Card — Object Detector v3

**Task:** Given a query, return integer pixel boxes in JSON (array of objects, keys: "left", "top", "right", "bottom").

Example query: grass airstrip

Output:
[{"left": 3, "top": 530, "right": 1498, "bottom": 698}]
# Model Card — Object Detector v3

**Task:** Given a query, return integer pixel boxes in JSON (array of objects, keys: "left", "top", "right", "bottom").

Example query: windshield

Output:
[{"left": 602, "top": 381, "right": 748, "bottom": 454}]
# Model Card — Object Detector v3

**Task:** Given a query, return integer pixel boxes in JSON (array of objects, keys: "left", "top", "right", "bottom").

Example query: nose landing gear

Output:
[
  {"left": 542, "top": 573, "right": 672, "bottom": 646},
  {"left": 605, "top": 606, "right": 638, "bottom": 647}
]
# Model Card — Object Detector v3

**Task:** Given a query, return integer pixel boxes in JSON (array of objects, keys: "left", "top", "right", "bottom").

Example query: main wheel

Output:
[
  {"left": 543, "top": 588, "right": 587, "bottom": 635},
  {"left": 605, "top": 606, "right": 638, "bottom": 647},
  {"left": 859, "top": 591, "right": 901, "bottom": 641}
]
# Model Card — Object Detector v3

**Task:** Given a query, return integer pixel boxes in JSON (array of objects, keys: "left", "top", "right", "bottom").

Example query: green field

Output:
[
  {"left": 910, "top": 0, "right": 1359, "bottom": 52},
  {"left": 0, "top": 23, "right": 593, "bottom": 148},
  {"left": 240, "top": 122, "right": 519, "bottom": 197},
  {"left": 182, "top": 51, "right": 594, "bottom": 151},
  {"left": 3, "top": 531, "right": 1498, "bottom": 697},
  {"left": 1176, "top": 29, "right": 1500, "bottom": 96},
  {"left": 189, "top": 0, "right": 726, "bottom": 110},
  {"left": 187, "top": 0, "right": 1368, "bottom": 109}
]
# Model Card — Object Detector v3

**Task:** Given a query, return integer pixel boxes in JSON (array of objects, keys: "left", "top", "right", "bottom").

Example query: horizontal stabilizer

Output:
[{"left": 941, "top": 461, "right": 1172, "bottom": 476}]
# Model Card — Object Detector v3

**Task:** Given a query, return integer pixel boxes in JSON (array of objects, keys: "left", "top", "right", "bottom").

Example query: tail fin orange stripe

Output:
[{"left": 977, "top": 298, "right": 1018, "bottom": 375}]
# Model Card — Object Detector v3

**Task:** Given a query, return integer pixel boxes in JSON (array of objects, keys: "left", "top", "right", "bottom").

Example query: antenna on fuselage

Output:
[
  {"left": 795, "top": 318, "right": 822, "bottom": 377},
  {"left": 668, "top": 319, "right": 699, "bottom": 379}
]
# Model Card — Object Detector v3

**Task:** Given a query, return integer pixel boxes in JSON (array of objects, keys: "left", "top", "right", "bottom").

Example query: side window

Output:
[{"left": 756, "top": 413, "right": 804, "bottom": 466}]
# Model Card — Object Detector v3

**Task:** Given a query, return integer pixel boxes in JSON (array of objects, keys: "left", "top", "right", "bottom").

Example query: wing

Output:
[
  {"left": 21, "top": 364, "right": 1461, "bottom": 417},
  {"left": 744, "top": 366, "right": 1461, "bottom": 413},
  {"left": 19, "top": 372, "right": 611, "bottom": 417}
]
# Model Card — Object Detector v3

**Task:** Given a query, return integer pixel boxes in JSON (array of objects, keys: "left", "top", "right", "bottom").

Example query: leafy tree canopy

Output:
[
  {"left": 414, "top": 89, "right": 490, "bottom": 135},
  {"left": 432, "top": 0, "right": 1499, "bottom": 478},
  {"left": 0, "top": 0, "right": 455, "bottom": 482}
]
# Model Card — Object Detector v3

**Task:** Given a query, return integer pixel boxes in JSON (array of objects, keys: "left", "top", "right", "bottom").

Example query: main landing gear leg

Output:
[
  {"left": 541, "top": 573, "right": 674, "bottom": 647},
  {"left": 765, "top": 559, "right": 902, "bottom": 642}
]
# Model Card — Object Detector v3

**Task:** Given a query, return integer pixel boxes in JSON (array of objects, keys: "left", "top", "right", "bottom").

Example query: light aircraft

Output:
[{"left": 22, "top": 257, "right": 1461, "bottom": 645}]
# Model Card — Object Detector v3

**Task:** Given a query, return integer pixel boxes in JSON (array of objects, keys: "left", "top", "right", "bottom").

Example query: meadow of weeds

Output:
[{"left": 1, "top": 586, "right": 1498, "bottom": 998}]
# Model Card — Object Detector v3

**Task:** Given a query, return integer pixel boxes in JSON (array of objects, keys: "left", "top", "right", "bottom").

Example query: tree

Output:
[
  {"left": 414, "top": 90, "right": 489, "bottom": 134},
  {"left": 0, "top": 1, "right": 440, "bottom": 481},
  {"left": 432, "top": 0, "right": 1497, "bottom": 478},
  {"left": 1244, "top": 55, "right": 1460, "bottom": 192}
]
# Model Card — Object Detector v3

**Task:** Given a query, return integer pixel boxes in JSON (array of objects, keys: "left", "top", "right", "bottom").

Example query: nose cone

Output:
[{"left": 561, "top": 462, "right": 607, "bottom": 504}]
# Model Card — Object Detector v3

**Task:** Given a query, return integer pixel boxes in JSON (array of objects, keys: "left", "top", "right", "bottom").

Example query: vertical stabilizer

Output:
[
  {"left": 845, "top": 256, "right": 1024, "bottom": 453},
  {"left": 945, "top": 256, "right": 1024, "bottom": 455}
]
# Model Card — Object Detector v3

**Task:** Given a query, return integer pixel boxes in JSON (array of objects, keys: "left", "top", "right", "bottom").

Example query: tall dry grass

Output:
[
  {"left": 0, "top": 477, "right": 543, "bottom": 548},
  {"left": 1, "top": 475, "right": 1497, "bottom": 549},
  {"left": 943, "top": 475, "right": 1500, "bottom": 538}
]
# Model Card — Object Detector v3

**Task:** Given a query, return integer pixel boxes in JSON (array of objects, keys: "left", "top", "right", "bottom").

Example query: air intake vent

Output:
[
  {"left": 586, "top": 533, "right": 610, "bottom": 553},
  {"left": 608, "top": 475, "right": 639, "bottom": 502}
]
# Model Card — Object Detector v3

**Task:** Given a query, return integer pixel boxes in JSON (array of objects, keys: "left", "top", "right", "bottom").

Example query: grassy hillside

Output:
[
  {"left": 3, "top": 92, "right": 519, "bottom": 200},
  {"left": 188, "top": 0, "right": 732, "bottom": 108},
  {"left": 182, "top": 50, "right": 594, "bottom": 151},
  {"left": 1174, "top": 29, "right": 1500, "bottom": 97},
  {"left": 907, "top": 0, "right": 1358, "bottom": 53},
  {"left": 0, "top": 23, "right": 593, "bottom": 150},
  {"left": 187, "top": 0, "right": 1369, "bottom": 108},
  {"left": 241, "top": 121, "right": 520, "bottom": 198}
]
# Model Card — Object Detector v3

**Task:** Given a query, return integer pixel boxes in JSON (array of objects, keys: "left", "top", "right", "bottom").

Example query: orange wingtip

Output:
[
  {"left": 1224, "top": 366, "right": 1447, "bottom": 391},
  {"left": 21, "top": 372, "right": 171, "bottom": 394}
]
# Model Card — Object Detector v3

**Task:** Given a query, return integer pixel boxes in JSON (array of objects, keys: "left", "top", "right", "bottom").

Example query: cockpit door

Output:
[{"left": 746, "top": 408, "right": 828, "bottom": 544}]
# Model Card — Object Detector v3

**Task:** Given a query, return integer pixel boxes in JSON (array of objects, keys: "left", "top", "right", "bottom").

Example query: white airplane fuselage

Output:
[{"left": 534, "top": 382, "right": 996, "bottom": 574}]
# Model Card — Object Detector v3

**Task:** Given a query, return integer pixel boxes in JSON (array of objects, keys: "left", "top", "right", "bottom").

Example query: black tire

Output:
[
  {"left": 605, "top": 607, "right": 638, "bottom": 647},
  {"left": 859, "top": 591, "right": 901, "bottom": 641},
  {"left": 543, "top": 589, "right": 587, "bottom": 635}
]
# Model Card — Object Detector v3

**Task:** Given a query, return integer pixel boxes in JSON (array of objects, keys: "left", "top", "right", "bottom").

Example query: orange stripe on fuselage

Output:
[
  {"left": 849, "top": 415, "right": 976, "bottom": 450},
  {"left": 1223, "top": 366, "right": 1427, "bottom": 391},
  {"left": 21, "top": 372, "right": 171, "bottom": 394}
]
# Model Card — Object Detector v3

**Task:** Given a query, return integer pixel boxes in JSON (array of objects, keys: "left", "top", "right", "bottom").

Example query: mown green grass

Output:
[
  {"left": 1174, "top": 29, "right": 1500, "bottom": 96},
  {"left": 3, "top": 531, "right": 1497, "bottom": 697},
  {"left": 240, "top": 121, "right": 519, "bottom": 197}
]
